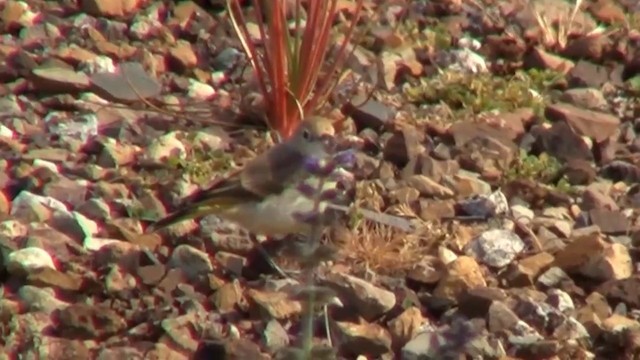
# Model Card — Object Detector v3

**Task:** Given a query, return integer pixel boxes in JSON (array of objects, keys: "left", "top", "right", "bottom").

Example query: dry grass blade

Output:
[
  {"left": 532, "top": 0, "right": 585, "bottom": 49},
  {"left": 340, "top": 221, "right": 439, "bottom": 274}
]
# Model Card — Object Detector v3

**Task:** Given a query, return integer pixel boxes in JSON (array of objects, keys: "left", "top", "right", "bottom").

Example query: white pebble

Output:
[{"left": 7, "top": 247, "right": 56, "bottom": 275}]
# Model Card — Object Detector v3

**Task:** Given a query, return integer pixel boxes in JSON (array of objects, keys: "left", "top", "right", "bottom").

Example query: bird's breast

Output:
[{"left": 219, "top": 179, "right": 334, "bottom": 236}]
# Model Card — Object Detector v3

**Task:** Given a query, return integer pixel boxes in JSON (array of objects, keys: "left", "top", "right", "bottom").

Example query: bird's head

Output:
[{"left": 289, "top": 116, "right": 336, "bottom": 157}]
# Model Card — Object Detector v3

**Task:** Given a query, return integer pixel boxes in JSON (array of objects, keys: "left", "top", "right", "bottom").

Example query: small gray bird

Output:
[{"left": 146, "top": 116, "right": 337, "bottom": 236}]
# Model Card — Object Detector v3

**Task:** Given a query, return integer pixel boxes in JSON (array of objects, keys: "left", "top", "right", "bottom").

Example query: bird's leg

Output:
[{"left": 248, "top": 234, "right": 293, "bottom": 278}]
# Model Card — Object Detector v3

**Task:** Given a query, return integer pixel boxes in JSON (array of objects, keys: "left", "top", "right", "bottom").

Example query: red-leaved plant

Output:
[{"left": 227, "top": 0, "right": 365, "bottom": 139}]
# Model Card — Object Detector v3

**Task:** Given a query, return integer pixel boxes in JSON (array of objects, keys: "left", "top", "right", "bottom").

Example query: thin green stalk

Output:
[{"left": 299, "top": 174, "right": 328, "bottom": 358}]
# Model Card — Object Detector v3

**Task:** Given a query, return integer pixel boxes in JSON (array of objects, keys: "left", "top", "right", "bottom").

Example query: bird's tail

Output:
[{"left": 146, "top": 205, "right": 215, "bottom": 233}]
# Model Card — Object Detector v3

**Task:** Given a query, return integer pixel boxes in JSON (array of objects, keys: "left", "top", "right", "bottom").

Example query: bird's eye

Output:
[{"left": 302, "top": 129, "right": 311, "bottom": 140}]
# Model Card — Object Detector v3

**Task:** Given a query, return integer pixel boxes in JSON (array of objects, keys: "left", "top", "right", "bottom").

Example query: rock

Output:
[
  {"left": 387, "top": 307, "right": 424, "bottom": 350},
  {"left": 447, "top": 171, "right": 491, "bottom": 198},
  {"left": 342, "top": 96, "right": 394, "bottom": 132},
  {"left": 537, "top": 267, "right": 572, "bottom": 288},
  {"left": 523, "top": 47, "right": 574, "bottom": 74},
  {"left": 418, "top": 199, "right": 456, "bottom": 221},
  {"left": 378, "top": 51, "right": 402, "bottom": 90},
  {"left": 335, "top": 321, "right": 392, "bottom": 358},
  {"left": 322, "top": 270, "right": 396, "bottom": 321},
  {"left": 6, "top": 247, "right": 56, "bottom": 275},
  {"left": 192, "top": 129, "right": 229, "bottom": 152},
  {"left": 561, "top": 159, "right": 597, "bottom": 185},
  {"left": 211, "top": 281, "right": 244, "bottom": 313},
  {"left": 76, "top": 198, "right": 111, "bottom": 220},
  {"left": 81, "top": 0, "right": 141, "bottom": 17},
  {"left": 388, "top": 186, "right": 420, "bottom": 205},
  {"left": 458, "top": 189, "right": 509, "bottom": 218},
  {"left": 187, "top": 79, "right": 216, "bottom": 100},
  {"left": 18, "top": 285, "right": 69, "bottom": 314},
  {"left": 168, "top": 245, "right": 213, "bottom": 280},
  {"left": 546, "top": 288, "right": 575, "bottom": 313},
  {"left": 449, "top": 121, "right": 516, "bottom": 174},
  {"left": 434, "top": 256, "right": 486, "bottom": 302},
  {"left": 246, "top": 289, "right": 301, "bottom": 320},
  {"left": 97, "top": 138, "right": 140, "bottom": 168},
  {"left": 559, "top": 88, "right": 608, "bottom": 111},
  {"left": 563, "top": 34, "right": 607, "bottom": 61},
  {"left": 505, "top": 252, "right": 555, "bottom": 287},
  {"left": 212, "top": 48, "right": 243, "bottom": 71},
  {"left": 136, "top": 263, "right": 166, "bottom": 286},
  {"left": 589, "top": 0, "right": 626, "bottom": 24},
  {"left": 487, "top": 301, "right": 520, "bottom": 333},
  {"left": 55, "top": 46, "right": 99, "bottom": 65},
  {"left": 41, "top": 176, "right": 88, "bottom": 208},
  {"left": 27, "top": 268, "right": 83, "bottom": 291},
  {"left": 168, "top": 41, "right": 199, "bottom": 72},
  {"left": 160, "top": 311, "right": 215, "bottom": 353},
  {"left": 383, "top": 127, "right": 424, "bottom": 168},
  {"left": 214, "top": 251, "right": 246, "bottom": 277},
  {"left": 510, "top": 205, "right": 535, "bottom": 224},
  {"left": 11, "top": 190, "right": 67, "bottom": 222},
  {"left": 2, "top": 1, "right": 38, "bottom": 31},
  {"left": 263, "top": 319, "right": 289, "bottom": 352},
  {"left": 0, "top": 220, "right": 28, "bottom": 240},
  {"left": 406, "top": 174, "right": 454, "bottom": 198},
  {"left": 104, "top": 265, "right": 137, "bottom": 294},
  {"left": 566, "top": 60, "right": 610, "bottom": 88},
  {"left": 533, "top": 122, "right": 593, "bottom": 162},
  {"left": 554, "top": 233, "right": 632, "bottom": 281},
  {"left": 407, "top": 255, "right": 445, "bottom": 284},
  {"left": 31, "top": 65, "right": 91, "bottom": 93},
  {"left": 47, "top": 113, "right": 99, "bottom": 146},
  {"left": 195, "top": 339, "right": 267, "bottom": 360},
  {"left": 144, "top": 131, "right": 187, "bottom": 165},
  {"left": 598, "top": 276, "right": 640, "bottom": 308},
  {"left": 32, "top": 337, "right": 92, "bottom": 359},
  {"left": 23, "top": 147, "right": 68, "bottom": 165},
  {"left": 489, "top": 107, "right": 535, "bottom": 140},
  {"left": 465, "top": 229, "right": 526, "bottom": 268},
  {"left": 458, "top": 286, "right": 508, "bottom": 318},
  {"left": 401, "top": 331, "right": 439, "bottom": 360},
  {"left": 3, "top": 312, "right": 53, "bottom": 356},
  {"left": 54, "top": 303, "right": 127, "bottom": 339},
  {"left": 602, "top": 314, "right": 640, "bottom": 333},
  {"left": 402, "top": 320, "right": 483, "bottom": 359},
  {"left": 588, "top": 209, "right": 630, "bottom": 235},
  {"left": 25, "top": 227, "right": 77, "bottom": 264},
  {"left": 545, "top": 102, "right": 620, "bottom": 143}
]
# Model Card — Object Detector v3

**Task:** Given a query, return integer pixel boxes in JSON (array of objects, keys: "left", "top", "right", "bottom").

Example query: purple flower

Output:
[
  {"left": 319, "top": 189, "right": 339, "bottom": 201},
  {"left": 296, "top": 181, "right": 317, "bottom": 197},
  {"left": 293, "top": 210, "right": 321, "bottom": 224},
  {"left": 332, "top": 149, "right": 356, "bottom": 169},
  {"left": 303, "top": 156, "right": 336, "bottom": 177}
]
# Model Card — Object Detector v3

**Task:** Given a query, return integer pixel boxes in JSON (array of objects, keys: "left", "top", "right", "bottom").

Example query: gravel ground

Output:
[{"left": 1, "top": 0, "right": 640, "bottom": 359}]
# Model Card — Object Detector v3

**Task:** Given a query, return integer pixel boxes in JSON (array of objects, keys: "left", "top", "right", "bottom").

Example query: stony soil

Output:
[{"left": 1, "top": 0, "right": 640, "bottom": 359}]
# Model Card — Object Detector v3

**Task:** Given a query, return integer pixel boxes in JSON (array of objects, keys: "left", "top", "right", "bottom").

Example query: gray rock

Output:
[
  {"left": 263, "top": 319, "right": 289, "bottom": 352},
  {"left": 465, "top": 229, "right": 526, "bottom": 268},
  {"left": 169, "top": 244, "right": 213, "bottom": 280},
  {"left": 323, "top": 271, "right": 396, "bottom": 321},
  {"left": 18, "top": 285, "right": 69, "bottom": 314},
  {"left": 6, "top": 247, "right": 56, "bottom": 275}
]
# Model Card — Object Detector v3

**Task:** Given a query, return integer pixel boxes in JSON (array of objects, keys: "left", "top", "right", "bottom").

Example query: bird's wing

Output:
[
  {"left": 146, "top": 173, "right": 263, "bottom": 233},
  {"left": 239, "top": 143, "right": 307, "bottom": 197},
  {"left": 146, "top": 144, "right": 306, "bottom": 233}
]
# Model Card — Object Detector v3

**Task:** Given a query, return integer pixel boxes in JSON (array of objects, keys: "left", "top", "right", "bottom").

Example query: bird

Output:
[{"left": 146, "top": 117, "right": 338, "bottom": 275}]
